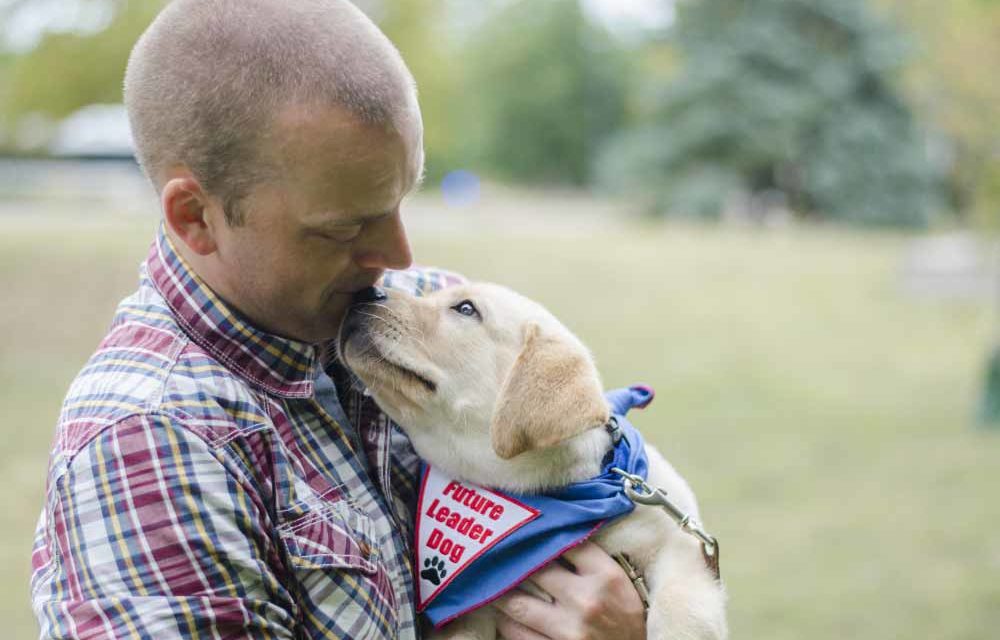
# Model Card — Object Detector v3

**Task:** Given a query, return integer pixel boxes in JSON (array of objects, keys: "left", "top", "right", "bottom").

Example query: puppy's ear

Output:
[{"left": 491, "top": 323, "right": 610, "bottom": 459}]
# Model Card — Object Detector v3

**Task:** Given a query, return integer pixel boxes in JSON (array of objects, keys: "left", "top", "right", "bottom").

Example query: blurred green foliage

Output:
[
  {"left": 375, "top": 0, "right": 463, "bottom": 182},
  {"left": 0, "top": 1, "right": 165, "bottom": 124},
  {"left": 880, "top": 0, "right": 1000, "bottom": 228},
  {"left": 3, "top": 0, "right": 1000, "bottom": 225},
  {"left": 461, "top": 0, "right": 628, "bottom": 185},
  {"left": 599, "top": 0, "right": 944, "bottom": 226}
]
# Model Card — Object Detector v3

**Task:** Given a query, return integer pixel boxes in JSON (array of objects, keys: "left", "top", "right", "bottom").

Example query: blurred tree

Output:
[
  {"left": 601, "top": 0, "right": 945, "bottom": 226},
  {"left": 0, "top": 0, "right": 467, "bottom": 177},
  {"left": 0, "top": 51, "right": 11, "bottom": 143},
  {"left": 463, "top": 0, "right": 629, "bottom": 186},
  {"left": 883, "top": 1, "right": 1000, "bottom": 425},
  {"left": 0, "top": 0, "right": 165, "bottom": 147},
  {"left": 881, "top": 0, "right": 1000, "bottom": 226},
  {"left": 371, "top": 0, "right": 463, "bottom": 183}
]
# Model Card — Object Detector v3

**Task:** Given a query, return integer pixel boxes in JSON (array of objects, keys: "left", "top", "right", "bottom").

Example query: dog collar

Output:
[
  {"left": 415, "top": 385, "right": 654, "bottom": 628},
  {"left": 605, "top": 385, "right": 653, "bottom": 447}
]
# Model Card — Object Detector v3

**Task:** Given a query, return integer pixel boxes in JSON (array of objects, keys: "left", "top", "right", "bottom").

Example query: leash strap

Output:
[
  {"left": 610, "top": 466, "right": 722, "bottom": 582},
  {"left": 612, "top": 552, "right": 651, "bottom": 611}
]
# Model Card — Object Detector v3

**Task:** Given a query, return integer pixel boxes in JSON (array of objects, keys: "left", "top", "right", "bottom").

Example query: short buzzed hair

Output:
[{"left": 124, "top": 0, "right": 419, "bottom": 225}]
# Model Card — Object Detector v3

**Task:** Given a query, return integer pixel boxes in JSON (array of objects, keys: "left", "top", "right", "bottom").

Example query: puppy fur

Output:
[{"left": 339, "top": 283, "right": 727, "bottom": 639}]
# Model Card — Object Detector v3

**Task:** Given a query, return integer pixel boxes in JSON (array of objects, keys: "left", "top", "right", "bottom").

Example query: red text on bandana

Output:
[{"left": 415, "top": 466, "right": 540, "bottom": 610}]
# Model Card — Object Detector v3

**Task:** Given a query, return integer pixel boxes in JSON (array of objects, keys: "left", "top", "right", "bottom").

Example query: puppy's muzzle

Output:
[
  {"left": 352, "top": 286, "right": 388, "bottom": 305},
  {"left": 339, "top": 289, "right": 438, "bottom": 394}
]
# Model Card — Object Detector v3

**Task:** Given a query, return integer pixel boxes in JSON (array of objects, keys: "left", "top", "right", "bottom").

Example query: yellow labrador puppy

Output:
[{"left": 338, "top": 283, "right": 727, "bottom": 639}]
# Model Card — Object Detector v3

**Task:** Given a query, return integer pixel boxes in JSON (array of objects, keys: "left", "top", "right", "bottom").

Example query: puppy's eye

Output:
[{"left": 451, "top": 300, "right": 480, "bottom": 318}]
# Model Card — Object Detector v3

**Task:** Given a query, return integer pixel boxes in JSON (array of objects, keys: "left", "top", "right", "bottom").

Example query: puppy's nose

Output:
[{"left": 352, "top": 286, "right": 387, "bottom": 305}]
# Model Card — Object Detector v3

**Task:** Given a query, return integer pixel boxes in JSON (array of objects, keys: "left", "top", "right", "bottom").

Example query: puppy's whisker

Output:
[
  {"left": 354, "top": 310, "right": 390, "bottom": 326},
  {"left": 354, "top": 310, "right": 431, "bottom": 353},
  {"left": 375, "top": 304, "right": 430, "bottom": 345}
]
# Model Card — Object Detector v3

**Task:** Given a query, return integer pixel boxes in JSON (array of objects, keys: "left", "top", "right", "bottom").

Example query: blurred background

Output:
[{"left": 1, "top": 0, "right": 998, "bottom": 637}]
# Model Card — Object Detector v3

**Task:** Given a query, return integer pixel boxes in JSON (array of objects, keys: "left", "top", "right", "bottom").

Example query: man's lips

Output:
[{"left": 324, "top": 277, "right": 384, "bottom": 306}]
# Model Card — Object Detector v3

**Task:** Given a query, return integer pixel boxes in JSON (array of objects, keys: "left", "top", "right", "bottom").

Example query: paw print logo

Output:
[{"left": 421, "top": 556, "right": 448, "bottom": 586}]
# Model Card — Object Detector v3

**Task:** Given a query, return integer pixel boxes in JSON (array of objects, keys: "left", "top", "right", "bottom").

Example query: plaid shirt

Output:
[{"left": 30, "top": 227, "right": 463, "bottom": 639}]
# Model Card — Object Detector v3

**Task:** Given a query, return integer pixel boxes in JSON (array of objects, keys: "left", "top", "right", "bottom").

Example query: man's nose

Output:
[
  {"left": 353, "top": 210, "right": 413, "bottom": 271},
  {"left": 352, "top": 286, "right": 387, "bottom": 305}
]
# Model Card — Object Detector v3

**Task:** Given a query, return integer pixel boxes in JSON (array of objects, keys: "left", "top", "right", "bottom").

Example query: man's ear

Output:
[
  {"left": 491, "top": 323, "right": 610, "bottom": 459},
  {"left": 161, "top": 170, "right": 219, "bottom": 256}
]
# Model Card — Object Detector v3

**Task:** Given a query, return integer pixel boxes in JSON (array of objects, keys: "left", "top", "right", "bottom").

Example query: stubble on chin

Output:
[{"left": 290, "top": 292, "right": 352, "bottom": 345}]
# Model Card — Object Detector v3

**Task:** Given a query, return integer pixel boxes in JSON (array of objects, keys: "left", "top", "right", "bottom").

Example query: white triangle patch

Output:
[{"left": 415, "top": 466, "right": 540, "bottom": 610}]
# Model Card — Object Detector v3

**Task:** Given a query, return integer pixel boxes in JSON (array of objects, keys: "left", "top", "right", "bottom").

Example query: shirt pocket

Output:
[
  {"left": 279, "top": 497, "right": 381, "bottom": 573},
  {"left": 277, "top": 496, "right": 400, "bottom": 630}
]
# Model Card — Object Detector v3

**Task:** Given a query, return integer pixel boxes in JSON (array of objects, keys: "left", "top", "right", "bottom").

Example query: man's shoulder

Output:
[{"left": 54, "top": 287, "right": 266, "bottom": 471}]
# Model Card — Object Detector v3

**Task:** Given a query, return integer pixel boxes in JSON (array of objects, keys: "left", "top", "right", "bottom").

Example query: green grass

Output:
[{"left": 2, "top": 208, "right": 998, "bottom": 639}]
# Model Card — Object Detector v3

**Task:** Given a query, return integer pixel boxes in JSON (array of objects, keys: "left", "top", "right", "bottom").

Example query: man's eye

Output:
[
  {"left": 451, "top": 300, "right": 480, "bottom": 318},
  {"left": 318, "top": 226, "right": 362, "bottom": 242}
]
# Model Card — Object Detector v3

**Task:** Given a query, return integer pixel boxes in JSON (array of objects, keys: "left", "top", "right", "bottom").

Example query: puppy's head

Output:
[{"left": 338, "top": 283, "right": 610, "bottom": 477}]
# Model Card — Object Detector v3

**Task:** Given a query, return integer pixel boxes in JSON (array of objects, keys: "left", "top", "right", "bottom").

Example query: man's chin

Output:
[
  {"left": 261, "top": 301, "right": 350, "bottom": 346},
  {"left": 292, "top": 286, "right": 376, "bottom": 344},
  {"left": 306, "top": 294, "right": 355, "bottom": 344}
]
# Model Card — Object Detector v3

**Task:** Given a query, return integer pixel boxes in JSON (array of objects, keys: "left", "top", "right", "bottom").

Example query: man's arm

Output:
[{"left": 32, "top": 414, "right": 295, "bottom": 639}]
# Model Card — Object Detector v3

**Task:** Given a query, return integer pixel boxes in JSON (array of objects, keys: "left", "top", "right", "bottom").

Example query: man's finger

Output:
[
  {"left": 495, "top": 591, "right": 564, "bottom": 639},
  {"left": 495, "top": 611, "right": 552, "bottom": 640},
  {"left": 560, "top": 541, "right": 621, "bottom": 578},
  {"left": 560, "top": 541, "right": 647, "bottom": 626},
  {"left": 525, "top": 561, "right": 583, "bottom": 606}
]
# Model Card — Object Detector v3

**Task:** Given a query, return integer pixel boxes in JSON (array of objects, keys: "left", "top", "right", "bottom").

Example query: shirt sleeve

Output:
[
  {"left": 31, "top": 414, "right": 295, "bottom": 640},
  {"left": 380, "top": 265, "right": 467, "bottom": 296}
]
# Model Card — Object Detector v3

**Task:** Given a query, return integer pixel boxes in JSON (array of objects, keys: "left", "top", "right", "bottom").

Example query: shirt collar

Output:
[{"left": 146, "top": 224, "right": 318, "bottom": 398}]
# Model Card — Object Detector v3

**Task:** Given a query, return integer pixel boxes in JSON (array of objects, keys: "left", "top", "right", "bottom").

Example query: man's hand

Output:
[{"left": 494, "top": 542, "right": 646, "bottom": 640}]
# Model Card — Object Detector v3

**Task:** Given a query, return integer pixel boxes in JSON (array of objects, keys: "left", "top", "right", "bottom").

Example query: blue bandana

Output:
[{"left": 415, "top": 385, "right": 654, "bottom": 628}]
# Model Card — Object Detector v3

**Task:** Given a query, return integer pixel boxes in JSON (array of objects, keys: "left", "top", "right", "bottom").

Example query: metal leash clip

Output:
[{"left": 610, "top": 467, "right": 721, "bottom": 580}]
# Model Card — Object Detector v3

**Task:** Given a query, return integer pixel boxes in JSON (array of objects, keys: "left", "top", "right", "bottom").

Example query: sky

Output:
[{"left": 581, "top": 0, "right": 675, "bottom": 31}]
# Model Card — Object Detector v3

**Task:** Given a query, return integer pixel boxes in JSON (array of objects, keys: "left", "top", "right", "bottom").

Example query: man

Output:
[{"left": 30, "top": 1, "right": 646, "bottom": 638}]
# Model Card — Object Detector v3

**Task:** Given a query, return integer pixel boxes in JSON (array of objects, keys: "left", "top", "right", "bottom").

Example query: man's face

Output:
[{"left": 207, "top": 103, "right": 422, "bottom": 343}]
